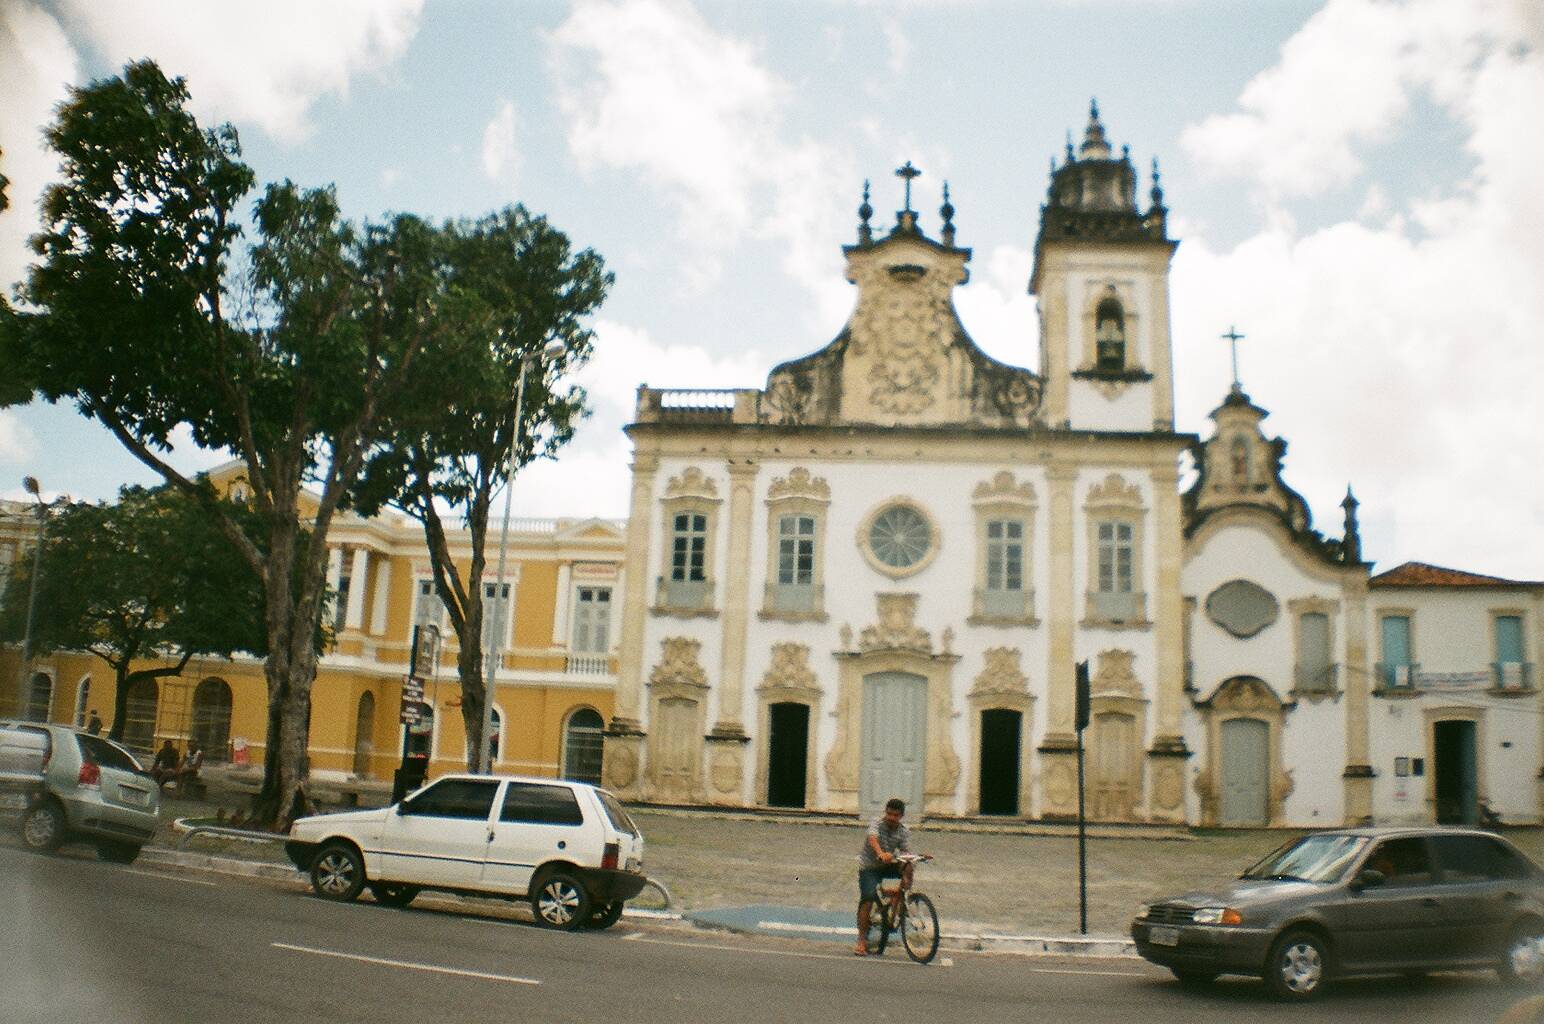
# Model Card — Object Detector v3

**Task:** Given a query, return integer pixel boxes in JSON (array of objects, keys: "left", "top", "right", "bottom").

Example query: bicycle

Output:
[{"left": 869, "top": 853, "right": 940, "bottom": 964}]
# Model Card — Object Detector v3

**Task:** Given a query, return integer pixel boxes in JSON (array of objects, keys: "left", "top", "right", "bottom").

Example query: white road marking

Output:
[
  {"left": 1020, "top": 966, "right": 1152, "bottom": 978},
  {"left": 271, "top": 942, "right": 541, "bottom": 985},
  {"left": 123, "top": 869, "right": 220, "bottom": 887},
  {"left": 628, "top": 935, "right": 950, "bottom": 967}
]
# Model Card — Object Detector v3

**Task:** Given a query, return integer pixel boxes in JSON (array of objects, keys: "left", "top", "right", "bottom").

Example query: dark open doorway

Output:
[
  {"left": 1433, "top": 719, "right": 1478, "bottom": 825},
  {"left": 767, "top": 702, "right": 809, "bottom": 808},
  {"left": 979, "top": 708, "right": 1022, "bottom": 815}
]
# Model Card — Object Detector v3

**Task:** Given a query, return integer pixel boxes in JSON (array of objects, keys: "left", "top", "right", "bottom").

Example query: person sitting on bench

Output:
[
  {"left": 174, "top": 740, "right": 204, "bottom": 790},
  {"left": 151, "top": 740, "right": 180, "bottom": 786}
]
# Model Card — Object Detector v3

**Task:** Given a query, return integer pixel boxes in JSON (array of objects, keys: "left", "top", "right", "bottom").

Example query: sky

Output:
[{"left": 1, "top": 0, "right": 1541, "bottom": 578}]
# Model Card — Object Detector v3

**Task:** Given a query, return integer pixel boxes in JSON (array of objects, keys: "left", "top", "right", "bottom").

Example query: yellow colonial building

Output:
[{"left": 0, "top": 467, "right": 626, "bottom": 788}]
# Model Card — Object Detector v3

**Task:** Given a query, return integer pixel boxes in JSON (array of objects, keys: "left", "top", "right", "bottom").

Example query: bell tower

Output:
[{"left": 1029, "top": 101, "right": 1178, "bottom": 433}]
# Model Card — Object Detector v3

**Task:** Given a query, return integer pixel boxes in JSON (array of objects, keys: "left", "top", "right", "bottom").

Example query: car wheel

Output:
[
  {"left": 20, "top": 801, "right": 66, "bottom": 853},
  {"left": 585, "top": 900, "right": 625, "bottom": 930},
  {"left": 531, "top": 872, "right": 591, "bottom": 930},
  {"left": 310, "top": 843, "right": 366, "bottom": 902},
  {"left": 369, "top": 883, "right": 420, "bottom": 908},
  {"left": 95, "top": 840, "right": 142, "bottom": 864},
  {"left": 1171, "top": 968, "right": 1218, "bottom": 988},
  {"left": 1266, "top": 930, "right": 1329, "bottom": 1001},
  {"left": 1499, "top": 921, "right": 1544, "bottom": 986}
]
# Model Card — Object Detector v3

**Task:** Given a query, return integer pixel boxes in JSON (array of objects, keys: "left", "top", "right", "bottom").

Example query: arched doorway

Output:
[
  {"left": 978, "top": 708, "right": 1022, "bottom": 815},
  {"left": 563, "top": 707, "right": 605, "bottom": 785},
  {"left": 860, "top": 672, "right": 927, "bottom": 817},
  {"left": 191, "top": 678, "right": 233, "bottom": 761},
  {"left": 352, "top": 692, "right": 376, "bottom": 777},
  {"left": 123, "top": 677, "right": 159, "bottom": 754},
  {"left": 1219, "top": 717, "right": 1270, "bottom": 825},
  {"left": 24, "top": 672, "right": 53, "bottom": 722},
  {"left": 766, "top": 702, "right": 810, "bottom": 808}
]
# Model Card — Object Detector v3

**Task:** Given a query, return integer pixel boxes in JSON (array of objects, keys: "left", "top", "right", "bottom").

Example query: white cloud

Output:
[
  {"left": 0, "top": 409, "right": 37, "bottom": 461},
  {"left": 380, "top": 167, "right": 402, "bottom": 189},
  {"left": 883, "top": 19, "right": 911, "bottom": 75},
  {"left": 508, "top": 318, "right": 769, "bottom": 517},
  {"left": 481, "top": 100, "right": 521, "bottom": 188},
  {"left": 546, "top": 0, "right": 855, "bottom": 325},
  {"left": 953, "top": 244, "right": 1038, "bottom": 368},
  {"left": 1173, "top": 0, "right": 1544, "bottom": 577},
  {"left": 0, "top": 2, "right": 78, "bottom": 300},
  {"left": 54, "top": 0, "right": 424, "bottom": 144}
]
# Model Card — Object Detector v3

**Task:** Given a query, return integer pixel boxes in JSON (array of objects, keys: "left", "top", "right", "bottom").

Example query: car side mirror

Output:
[{"left": 1351, "top": 868, "right": 1386, "bottom": 891}]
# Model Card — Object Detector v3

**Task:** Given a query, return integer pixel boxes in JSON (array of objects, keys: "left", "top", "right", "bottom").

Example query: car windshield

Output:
[
  {"left": 1241, "top": 834, "right": 1368, "bottom": 883},
  {"left": 596, "top": 789, "right": 638, "bottom": 837}
]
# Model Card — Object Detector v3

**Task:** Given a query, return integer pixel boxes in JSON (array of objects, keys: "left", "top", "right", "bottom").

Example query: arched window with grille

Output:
[
  {"left": 24, "top": 672, "right": 53, "bottom": 722},
  {"left": 191, "top": 678, "right": 233, "bottom": 761},
  {"left": 122, "top": 677, "right": 159, "bottom": 754},
  {"left": 562, "top": 707, "right": 605, "bottom": 785},
  {"left": 74, "top": 676, "right": 92, "bottom": 727},
  {"left": 1095, "top": 293, "right": 1126, "bottom": 373}
]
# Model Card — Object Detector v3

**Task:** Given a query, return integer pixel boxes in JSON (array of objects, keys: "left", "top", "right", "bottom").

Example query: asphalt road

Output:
[{"left": 0, "top": 844, "right": 1537, "bottom": 1024}]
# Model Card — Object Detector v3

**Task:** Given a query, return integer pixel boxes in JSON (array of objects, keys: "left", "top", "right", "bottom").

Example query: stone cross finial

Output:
[
  {"left": 1221, "top": 325, "right": 1246, "bottom": 390},
  {"left": 895, "top": 161, "right": 921, "bottom": 212}
]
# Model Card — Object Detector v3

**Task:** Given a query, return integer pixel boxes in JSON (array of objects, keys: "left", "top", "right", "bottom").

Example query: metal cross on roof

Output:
[
  {"left": 1221, "top": 325, "right": 1246, "bottom": 389},
  {"left": 895, "top": 161, "right": 921, "bottom": 212}
]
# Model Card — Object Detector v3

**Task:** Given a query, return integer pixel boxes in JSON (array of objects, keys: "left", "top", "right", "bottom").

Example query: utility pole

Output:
[{"left": 1075, "top": 658, "right": 1091, "bottom": 935}]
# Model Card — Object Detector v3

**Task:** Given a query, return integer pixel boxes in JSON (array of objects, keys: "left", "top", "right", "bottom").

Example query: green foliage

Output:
[{"left": 0, "top": 485, "right": 271, "bottom": 725}]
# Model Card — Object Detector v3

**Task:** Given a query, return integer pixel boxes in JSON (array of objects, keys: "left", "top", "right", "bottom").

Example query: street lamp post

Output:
[
  {"left": 478, "top": 339, "right": 566, "bottom": 774},
  {"left": 16, "top": 476, "right": 48, "bottom": 720}
]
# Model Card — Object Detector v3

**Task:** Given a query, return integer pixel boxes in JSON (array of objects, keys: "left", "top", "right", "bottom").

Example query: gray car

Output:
[
  {"left": 0, "top": 721, "right": 161, "bottom": 863},
  {"left": 1131, "top": 827, "right": 1544, "bottom": 1000}
]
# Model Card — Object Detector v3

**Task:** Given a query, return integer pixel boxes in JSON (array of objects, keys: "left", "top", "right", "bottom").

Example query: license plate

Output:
[
  {"left": 118, "top": 787, "right": 149, "bottom": 806},
  {"left": 1149, "top": 926, "right": 1179, "bottom": 947},
  {"left": 0, "top": 792, "right": 28, "bottom": 810}
]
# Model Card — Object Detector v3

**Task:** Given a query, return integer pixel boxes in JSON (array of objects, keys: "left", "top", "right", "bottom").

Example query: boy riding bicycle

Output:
[{"left": 855, "top": 797, "right": 913, "bottom": 955}]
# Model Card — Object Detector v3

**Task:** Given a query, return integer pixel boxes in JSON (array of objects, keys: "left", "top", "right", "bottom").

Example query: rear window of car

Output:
[
  {"left": 1432, "top": 834, "right": 1536, "bottom": 882},
  {"left": 76, "top": 734, "right": 142, "bottom": 774},
  {"left": 500, "top": 783, "right": 584, "bottom": 825},
  {"left": 596, "top": 789, "right": 638, "bottom": 837}
]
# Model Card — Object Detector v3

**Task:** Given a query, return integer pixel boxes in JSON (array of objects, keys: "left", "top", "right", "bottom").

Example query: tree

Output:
[
  {"left": 14, "top": 61, "right": 444, "bottom": 828},
  {"left": 0, "top": 485, "right": 271, "bottom": 741},
  {"left": 354, "top": 208, "right": 610, "bottom": 768},
  {"left": 0, "top": 144, "right": 27, "bottom": 406}
]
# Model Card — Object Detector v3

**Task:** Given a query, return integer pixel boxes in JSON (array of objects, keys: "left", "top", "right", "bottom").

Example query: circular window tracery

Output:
[{"left": 858, "top": 500, "right": 939, "bottom": 578}]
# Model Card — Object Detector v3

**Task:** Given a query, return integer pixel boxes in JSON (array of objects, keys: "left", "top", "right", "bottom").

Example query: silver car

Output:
[
  {"left": 1132, "top": 827, "right": 1544, "bottom": 1000},
  {"left": 0, "top": 721, "right": 161, "bottom": 863}
]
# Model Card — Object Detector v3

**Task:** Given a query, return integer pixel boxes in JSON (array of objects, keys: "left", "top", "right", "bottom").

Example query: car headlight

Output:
[{"left": 1191, "top": 907, "right": 1243, "bottom": 926}]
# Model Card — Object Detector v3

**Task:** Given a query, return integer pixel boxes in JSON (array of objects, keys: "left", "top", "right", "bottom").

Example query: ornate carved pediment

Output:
[
  {"left": 648, "top": 637, "right": 709, "bottom": 699},
  {"left": 664, "top": 467, "right": 719, "bottom": 501},
  {"left": 972, "top": 471, "right": 1037, "bottom": 507},
  {"left": 1086, "top": 473, "right": 1143, "bottom": 510},
  {"left": 1093, "top": 649, "right": 1141, "bottom": 697},
  {"left": 971, "top": 647, "right": 1029, "bottom": 697},
  {"left": 767, "top": 467, "right": 831, "bottom": 504},
  {"left": 856, "top": 593, "right": 933, "bottom": 655},
  {"left": 1209, "top": 675, "right": 1284, "bottom": 712},
  {"left": 757, "top": 642, "right": 822, "bottom": 701}
]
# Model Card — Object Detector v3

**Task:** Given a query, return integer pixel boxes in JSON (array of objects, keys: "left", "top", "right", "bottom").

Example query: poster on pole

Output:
[{"left": 400, "top": 674, "right": 425, "bottom": 724}]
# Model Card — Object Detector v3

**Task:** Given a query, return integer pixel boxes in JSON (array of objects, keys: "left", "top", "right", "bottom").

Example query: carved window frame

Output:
[
  {"left": 857, "top": 497, "right": 941, "bottom": 580},
  {"left": 653, "top": 468, "right": 721, "bottom": 618},
  {"left": 1375, "top": 608, "right": 1417, "bottom": 693},
  {"left": 1082, "top": 474, "right": 1149, "bottom": 630},
  {"left": 1288, "top": 596, "right": 1340, "bottom": 701},
  {"left": 761, "top": 470, "right": 831, "bottom": 623},
  {"left": 969, "top": 472, "right": 1038, "bottom": 627}
]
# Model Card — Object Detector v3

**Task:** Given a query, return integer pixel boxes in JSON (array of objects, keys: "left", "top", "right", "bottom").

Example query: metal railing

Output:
[
  {"left": 1294, "top": 663, "right": 1339, "bottom": 693},
  {"left": 1492, "top": 662, "right": 1535, "bottom": 691},
  {"left": 1375, "top": 661, "right": 1420, "bottom": 690}
]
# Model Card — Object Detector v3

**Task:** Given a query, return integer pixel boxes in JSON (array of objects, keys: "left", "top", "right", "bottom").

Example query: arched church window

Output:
[{"left": 1095, "top": 295, "right": 1126, "bottom": 373}]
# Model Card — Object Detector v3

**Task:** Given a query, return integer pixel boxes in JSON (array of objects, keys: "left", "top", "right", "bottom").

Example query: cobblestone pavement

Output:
[{"left": 155, "top": 789, "right": 1544, "bottom": 938}]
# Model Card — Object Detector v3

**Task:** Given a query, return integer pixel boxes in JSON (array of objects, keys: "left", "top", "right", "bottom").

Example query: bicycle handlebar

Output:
[{"left": 893, "top": 853, "right": 932, "bottom": 864}]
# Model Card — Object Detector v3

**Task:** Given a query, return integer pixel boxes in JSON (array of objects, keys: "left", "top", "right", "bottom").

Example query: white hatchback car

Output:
[{"left": 285, "top": 774, "right": 646, "bottom": 930}]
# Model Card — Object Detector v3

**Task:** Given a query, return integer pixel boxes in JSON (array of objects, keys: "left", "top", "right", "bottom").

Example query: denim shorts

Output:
[{"left": 858, "top": 863, "right": 904, "bottom": 902}]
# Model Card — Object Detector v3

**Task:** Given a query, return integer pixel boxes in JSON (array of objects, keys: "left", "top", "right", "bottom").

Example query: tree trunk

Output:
[{"left": 107, "top": 659, "right": 132, "bottom": 743}]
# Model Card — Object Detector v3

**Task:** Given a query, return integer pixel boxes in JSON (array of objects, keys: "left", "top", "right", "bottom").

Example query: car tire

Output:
[
  {"left": 1499, "top": 921, "right": 1544, "bottom": 986},
  {"left": 531, "top": 871, "right": 591, "bottom": 930},
  {"left": 369, "top": 883, "right": 420, "bottom": 908},
  {"left": 1266, "top": 930, "right": 1329, "bottom": 1001},
  {"left": 1171, "top": 969, "right": 1218, "bottom": 988},
  {"left": 20, "top": 801, "right": 66, "bottom": 853},
  {"left": 95, "top": 840, "right": 142, "bottom": 864},
  {"left": 585, "top": 900, "right": 625, "bottom": 930},
  {"left": 310, "top": 843, "right": 367, "bottom": 902}
]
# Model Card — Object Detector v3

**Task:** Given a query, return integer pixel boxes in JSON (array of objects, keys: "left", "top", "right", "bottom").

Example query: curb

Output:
[{"left": 140, "top": 846, "right": 302, "bottom": 882}]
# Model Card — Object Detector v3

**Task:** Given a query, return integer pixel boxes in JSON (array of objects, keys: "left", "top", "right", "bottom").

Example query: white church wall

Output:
[
  {"left": 1280, "top": 700, "right": 1347, "bottom": 826},
  {"left": 1068, "top": 383, "right": 1153, "bottom": 433}
]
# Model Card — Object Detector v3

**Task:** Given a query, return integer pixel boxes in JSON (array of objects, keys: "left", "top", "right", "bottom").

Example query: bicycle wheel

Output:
[
  {"left": 901, "top": 892, "right": 940, "bottom": 964},
  {"left": 873, "top": 898, "right": 895, "bottom": 956}
]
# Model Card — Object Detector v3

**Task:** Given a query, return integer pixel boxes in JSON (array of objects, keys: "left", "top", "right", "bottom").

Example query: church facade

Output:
[{"left": 602, "top": 105, "right": 1544, "bottom": 828}]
